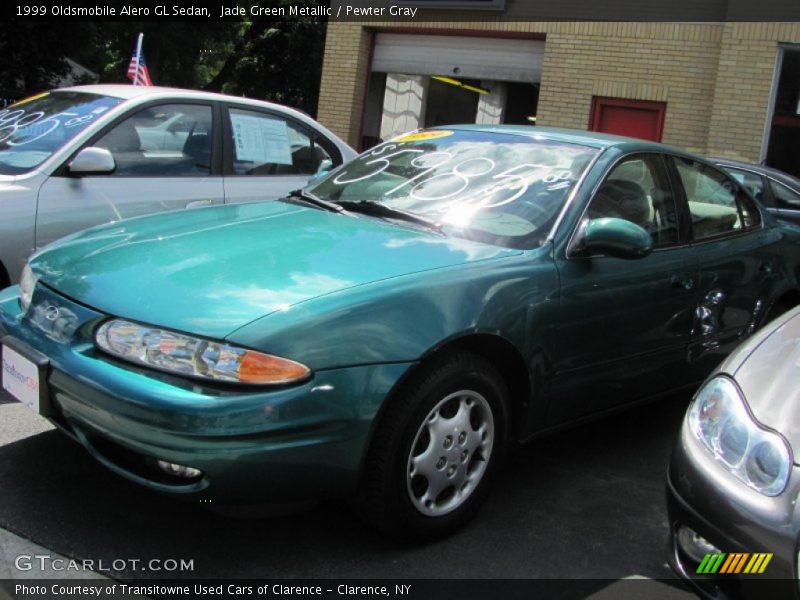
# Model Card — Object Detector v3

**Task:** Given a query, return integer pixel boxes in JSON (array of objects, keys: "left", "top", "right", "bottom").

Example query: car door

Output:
[
  {"left": 548, "top": 153, "right": 699, "bottom": 424},
  {"left": 222, "top": 104, "right": 338, "bottom": 204},
  {"left": 35, "top": 101, "right": 223, "bottom": 250},
  {"left": 670, "top": 157, "right": 771, "bottom": 378}
]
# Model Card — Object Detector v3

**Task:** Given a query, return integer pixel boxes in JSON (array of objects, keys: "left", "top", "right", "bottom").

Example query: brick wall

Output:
[
  {"left": 536, "top": 23, "right": 722, "bottom": 155},
  {"left": 318, "top": 20, "right": 797, "bottom": 160},
  {"left": 707, "top": 23, "right": 800, "bottom": 162}
]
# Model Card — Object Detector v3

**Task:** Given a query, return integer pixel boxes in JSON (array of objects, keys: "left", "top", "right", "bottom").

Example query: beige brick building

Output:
[{"left": 317, "top": 20, "right": 800, "bottom": 177}]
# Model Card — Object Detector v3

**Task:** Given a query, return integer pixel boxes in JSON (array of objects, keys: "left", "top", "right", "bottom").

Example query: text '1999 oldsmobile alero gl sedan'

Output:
[{"left": 2, "top": 126, "right": 800, "bottom": 540}]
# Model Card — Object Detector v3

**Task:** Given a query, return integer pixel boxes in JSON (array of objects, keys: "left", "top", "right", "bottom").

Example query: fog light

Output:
[
  {"left": 157, "top": 460, "right": 203, "bottom": 480},
  {"left": 676, "top": 524, "right": 720, "bottom": 563}
]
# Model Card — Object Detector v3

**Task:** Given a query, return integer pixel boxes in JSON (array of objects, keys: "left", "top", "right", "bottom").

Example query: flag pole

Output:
[{"left": 135, "top": 32, "right": 144, "bottom": 64}]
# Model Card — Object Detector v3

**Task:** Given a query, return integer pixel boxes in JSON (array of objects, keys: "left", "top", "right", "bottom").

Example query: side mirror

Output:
[
  {"left": 69, "top": 147, "right": 116, "bottom": 175},
  {"left": 574, "top": 217, "right": 653, "bottom": 259}
]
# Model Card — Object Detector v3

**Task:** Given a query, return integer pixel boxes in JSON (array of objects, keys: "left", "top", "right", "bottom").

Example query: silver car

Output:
[
  {"left": 712, "top": 157, "right": 800, "bottom": 226},
  {"left": 668, "top": 304, "right": 800, "bottom": 595},
  {"left": 0, "top": 84, "right": 356, "bottom": 286}
]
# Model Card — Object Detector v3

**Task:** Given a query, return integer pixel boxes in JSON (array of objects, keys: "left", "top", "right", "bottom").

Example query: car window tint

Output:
[
  {"left": 770, "top": 180, "right": 800, "bottom": 209},
  {"left": 587, "top": 154, "right": 679, "bottom": 247},
  {"left": 675, "top": 158, "right": 757, "bottom": 240},
  {"left": 725, "top": 167, "right": 765, "bottom": 203},
  {"left": 94, "top": 104, "right": 212, "bottom": 176},
  {"left": 228, "top": 108, "right": 331, "bottom": 176}
]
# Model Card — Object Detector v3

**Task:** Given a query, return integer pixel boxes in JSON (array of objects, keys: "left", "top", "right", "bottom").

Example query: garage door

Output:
[{"left": 372, "top": 33, "right": 544, "bottom": 84}]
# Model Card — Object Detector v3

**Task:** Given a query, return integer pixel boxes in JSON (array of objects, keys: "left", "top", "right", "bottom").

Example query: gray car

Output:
[
  {"left": 667, "top": 304, "right": 800, "bottom": 598},
  {"left": 0, "top": 84, "right": 356, "bottom": 287},
  {"left": 713, "top": 157, "right": 800, "bottom": 226}
]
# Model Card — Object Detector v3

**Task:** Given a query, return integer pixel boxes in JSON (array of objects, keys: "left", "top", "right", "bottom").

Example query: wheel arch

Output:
[{"left": 357, "top": 331, "right": 533, "bottom": 481}]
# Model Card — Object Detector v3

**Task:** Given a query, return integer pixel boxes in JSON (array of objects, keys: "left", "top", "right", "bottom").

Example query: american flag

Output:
[{"left": 127, "top": 33, "right": 153, "bottom": 86}]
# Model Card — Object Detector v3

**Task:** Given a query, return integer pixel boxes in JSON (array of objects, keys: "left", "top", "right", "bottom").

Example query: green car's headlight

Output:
[
  {"left": 95, "top": 319, "right": 310, "bottom": 386},
  {"left": 19, "top": 263, "right": 37, "bottom": 313},
  {"left": 689, "top": 375, "right": 792, "bottom": 496}
]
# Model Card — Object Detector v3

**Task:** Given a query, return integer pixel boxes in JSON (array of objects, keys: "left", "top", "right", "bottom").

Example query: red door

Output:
[{"left": 590, "top": 97, "right": 666, "bottom": 142}]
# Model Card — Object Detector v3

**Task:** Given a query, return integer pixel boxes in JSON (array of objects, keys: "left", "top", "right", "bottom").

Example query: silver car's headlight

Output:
[
  {"left": 689, "top": 375, "right": 792, "bottom": 496},
  {"left": 19, "top": 263, "right": 37, "bottom": 313},
  {"left": 95, "top": 319, "right": 310, "bottom": 386}
]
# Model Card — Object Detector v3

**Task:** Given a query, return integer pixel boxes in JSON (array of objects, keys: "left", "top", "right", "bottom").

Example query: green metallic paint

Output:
[
  {"left": 577, "top": 217, "right": 653, "bottom": 259},
  {"left": 3, "top": 129, "right": 800, "bottom": 506},
  {"left": 29, "top": 200, "right": 517, "bottom": 341},
  {"left": 0, "top": 285, "right": 412, "bottom": 501}
]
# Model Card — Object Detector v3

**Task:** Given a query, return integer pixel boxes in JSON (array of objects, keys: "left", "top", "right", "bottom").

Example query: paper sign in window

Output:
[{"left": 230, "top": 113, "right": 292, "bottom": 165}]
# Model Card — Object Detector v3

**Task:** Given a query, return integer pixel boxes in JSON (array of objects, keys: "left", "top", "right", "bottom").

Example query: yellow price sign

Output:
[
  {"left": 10, "top": 92, "right": 49, "bottom": 107},
  {"left": 393, "top": 130, "right": 454, "bottom": 143}
]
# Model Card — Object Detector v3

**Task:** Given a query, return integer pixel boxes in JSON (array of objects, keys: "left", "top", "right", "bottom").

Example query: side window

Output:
[
  {"left": 587, "top": 154, "right": 679, "bottom": 247},
  {"left": 227, "top": 108, "right": 332, "bottom": 176},
  {"left": 725, "top": 167, "right": 766, "bottom": 204},
  {"left": 674, "top": 158, "right": 760, "bottom": 240},
  {"left": 769, "top": 180, "right": 800, "bottom": 210},
  {"left": 94, "top": 104, "right": 212, "bottom": 176}
]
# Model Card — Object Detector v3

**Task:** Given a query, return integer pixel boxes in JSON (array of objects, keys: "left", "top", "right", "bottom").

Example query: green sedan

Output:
[{"left": 2, "top": 126, "right": 799, "bottom": 540}]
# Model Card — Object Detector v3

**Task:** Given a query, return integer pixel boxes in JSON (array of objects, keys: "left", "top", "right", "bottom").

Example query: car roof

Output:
[
  {"left": 710, "top": 156, "right": 800, "bottom": 189},
  {"left": 53, "top": 84, "right": 312, "bottom": 116},
  {"left": 437, "top": 124, "right": 688, "bottom": 154}
]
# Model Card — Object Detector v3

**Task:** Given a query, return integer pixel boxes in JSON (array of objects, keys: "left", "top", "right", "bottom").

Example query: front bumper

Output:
[
  {"left": 0, "top": 284, "right": 412, "bottom": 502},
  {"left": 666, "top": 415, "right": 800, "bottom": 599}
]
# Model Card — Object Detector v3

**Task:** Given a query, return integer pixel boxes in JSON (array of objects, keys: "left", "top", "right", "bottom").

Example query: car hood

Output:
[
  {"left": 31, "top": 201, "right": 518, "bottom": 339},
  {"left": 732, "top": 309, "right": 800, "bottom": 458}
]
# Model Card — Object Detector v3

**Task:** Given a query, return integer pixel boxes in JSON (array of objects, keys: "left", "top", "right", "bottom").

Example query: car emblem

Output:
[{"left": 44, "top": 306, "right": 60, "bottom": 321}]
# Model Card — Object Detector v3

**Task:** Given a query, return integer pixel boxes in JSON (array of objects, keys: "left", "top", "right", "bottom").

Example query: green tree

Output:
[
  {"left": 203, "top": 4, "right": 328, "bottom": 116},
  {"left": 0, "top": 22, "right": 97, "bottom": 98},
  {"left": 0, "top": 5, "right": 328, "bottom": 116}
]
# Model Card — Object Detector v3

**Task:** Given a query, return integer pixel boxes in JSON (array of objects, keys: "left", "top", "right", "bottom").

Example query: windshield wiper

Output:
[
  {"left": 288, "top": 189, "right": 344, "bottom": 213},
  {"left": 336, "top": 200, "right": 446, "bottom": 235}
]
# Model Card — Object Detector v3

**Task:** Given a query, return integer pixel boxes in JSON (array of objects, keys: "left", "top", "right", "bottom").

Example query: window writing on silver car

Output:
[{"left": 0, "top": 91, "right": 123, "bottom": 174}]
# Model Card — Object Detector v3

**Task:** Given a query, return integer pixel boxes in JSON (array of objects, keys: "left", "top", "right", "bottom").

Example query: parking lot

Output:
[{"left": 0, "top": 390, "right": 695, "bottom": 594}]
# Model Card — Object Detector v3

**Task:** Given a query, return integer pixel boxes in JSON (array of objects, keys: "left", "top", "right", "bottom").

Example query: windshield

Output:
[
  {"left": 0, "top": 91, "right": 124, "bottom": 174},
  {"left": 309, "top": 129, "right": 599, "bottom": 249}
]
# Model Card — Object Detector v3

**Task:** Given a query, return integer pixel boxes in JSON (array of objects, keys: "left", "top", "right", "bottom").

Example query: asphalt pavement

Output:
[{"left": 0, "top": 392, "right": 695, "bottom": 596}]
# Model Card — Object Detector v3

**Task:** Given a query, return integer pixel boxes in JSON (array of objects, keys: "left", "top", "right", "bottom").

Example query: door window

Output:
[
  {"left": 94, "top": 104, "right": 212, "bottom": 176},
  {"left": 769, "top": 179, "right": 800, "bottom": 210},
  {"left": 674, "top": 158, "right": 760, "bottom": 240},
  {"left": 587, "top": 154, "right": 679, "bottom": 247},
  {"left": 227, "top": 108, "right": 332, "bottom": 176}
]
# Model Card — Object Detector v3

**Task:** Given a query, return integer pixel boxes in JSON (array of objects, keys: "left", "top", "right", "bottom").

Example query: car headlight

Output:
[
  {"left": 689, "top": 375, "right": 792, "bottom": 496},
  {"left": 19, "top": 263, "right": 37, "bottom": 313},
  {"left": 95, "top": 319, "right": 310, "bottom": 386}
]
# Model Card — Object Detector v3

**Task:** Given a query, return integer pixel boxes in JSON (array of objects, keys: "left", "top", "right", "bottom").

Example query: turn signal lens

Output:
[{"left": 239, "top": 351, "right": 309, "bottom": 384}]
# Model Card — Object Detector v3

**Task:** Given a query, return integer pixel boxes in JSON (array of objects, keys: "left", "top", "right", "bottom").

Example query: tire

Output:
[{"left": 354, "top": 351, "right": 509, "bottom": 541}]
